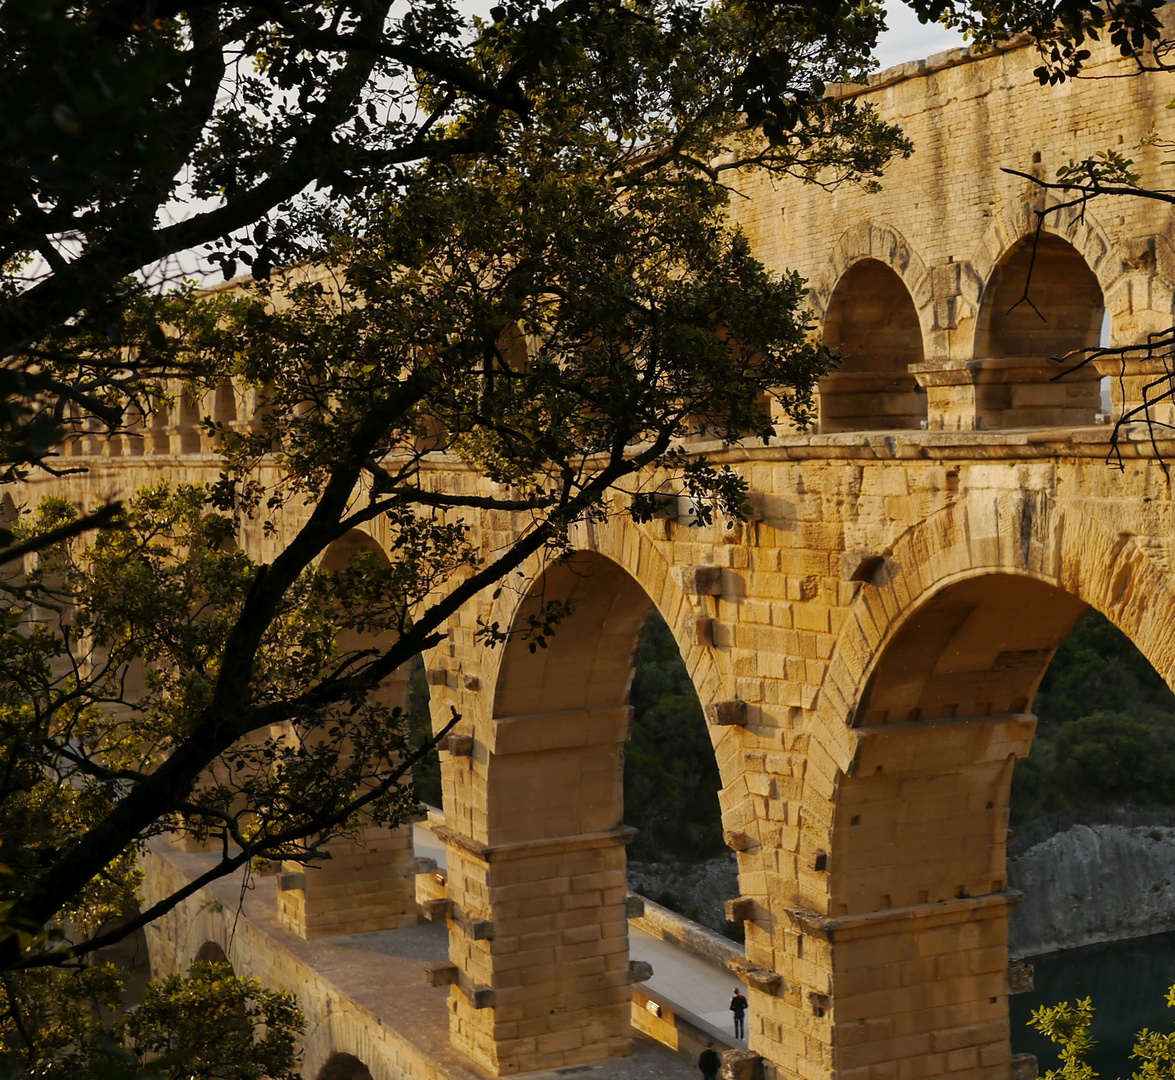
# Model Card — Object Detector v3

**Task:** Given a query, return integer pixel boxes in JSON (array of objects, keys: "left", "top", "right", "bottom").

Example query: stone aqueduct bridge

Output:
[{"left": 28, "top": 26, "right": 1175, "bottom": 1080}]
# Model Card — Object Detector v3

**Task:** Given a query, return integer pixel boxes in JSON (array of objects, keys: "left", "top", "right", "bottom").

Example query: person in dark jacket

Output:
[
  {"left": 698, "top": 1042, "right": 721, "bottom": 1080},
  {"left": 730, "top": 988, "right": 748, "bottom": 1039}
]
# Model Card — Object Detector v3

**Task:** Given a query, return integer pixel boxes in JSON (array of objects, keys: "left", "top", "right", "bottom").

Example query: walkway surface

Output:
[
  {"left": 628, "top": 926, "right": 747, "bottom": 1048},
  {"left": 154, "top": 829, "right": 742, "bottom": 1080}
]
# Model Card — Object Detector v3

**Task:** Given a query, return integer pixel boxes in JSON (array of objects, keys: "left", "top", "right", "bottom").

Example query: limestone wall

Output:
[
  {"left": 27, "top": 29, "right": 1175, "bottom": 1079},
  {"left": 729, "top": 22, "right": 1175, "bottom": 435},
  {"left": 731, "top": 25, "right": 1175, "bottom": 360}
]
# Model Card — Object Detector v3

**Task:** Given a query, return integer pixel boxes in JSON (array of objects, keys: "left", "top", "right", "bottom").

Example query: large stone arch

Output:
[
  {"left": 775, "top": 480, "right": 1175, "bottom": 1080},
  {"left": 313, "top": 1052, "right": 375, "bottom": 1080},
  {"left": 178, "top": 936, "right": 239, "bottom": 980},
  {"left": 426, "top": 515, "right": 740, "bottom": 835},
  {"left": 969, "top": 194, "right": 1175, "bottom": 351},
  {"left": 971, "top": 197, "right": 1120, "bottom": 309},
  {"left": 434, "top": 523, "right": 747, "bottom": 1076},
  {"left": 818, "top": 258, "right": 928, "bottom": 433},
  {"left": 973, "top": 194, "right": 1175, "bottom": 428},
  {"left": 92, "top": 914, "right": 156, "bottom": 999},
  {"left": 456, "top": 518, "right": 733, "bottom": 729},
  {"left": 273, "top": 526, "right": 420, "bottom": 940},
  {"left": 818, "top": 482, "right": 1175, "bottom": 745}
]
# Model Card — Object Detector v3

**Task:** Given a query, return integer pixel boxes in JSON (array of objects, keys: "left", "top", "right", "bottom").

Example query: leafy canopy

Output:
[
  {"left": 1031, "top": 984, "right": 1175, "bottom": 1080},
  {"left": 0, "top": 0, "right": 919, "bottom": 1036},
  {"left": 1, "top": 0, "right": 1156, "bottom": 1069}
]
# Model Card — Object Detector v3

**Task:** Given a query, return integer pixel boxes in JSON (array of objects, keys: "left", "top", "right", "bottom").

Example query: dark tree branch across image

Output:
[{"left": 1, "top": 0, "right": 1170, "bottom": 1070}]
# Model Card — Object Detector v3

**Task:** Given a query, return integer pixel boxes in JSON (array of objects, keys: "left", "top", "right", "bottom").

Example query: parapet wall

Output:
[{"left": 731, "top": 17, "right": 1175, "bottom": 435}]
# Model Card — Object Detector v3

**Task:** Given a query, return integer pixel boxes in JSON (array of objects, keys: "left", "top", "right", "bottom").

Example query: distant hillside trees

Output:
[
  {"left": 625, "top": 615, "right": 724, "bottom": 863},
  {"left": 1012, "top": 610, "right": 1175, "bottom": 824}
]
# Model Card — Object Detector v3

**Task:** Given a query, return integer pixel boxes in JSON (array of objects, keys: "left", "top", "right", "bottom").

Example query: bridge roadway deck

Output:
[{"left": 148, "top": 831, "right": 742, "bottom": 1079}]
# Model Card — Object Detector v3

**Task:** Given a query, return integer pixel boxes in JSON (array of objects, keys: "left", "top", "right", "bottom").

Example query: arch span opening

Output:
[
  {"left": 839, "top": 573, "right": 1088, "bottom": 913},
  {"left": 624, "top": 610, "right": 733, "bottom": 936},
  {"left": 1008, "top": 610, "right": 1175, "bottom": 1075},
  {"left": 973, "top": 233, "right": 1104, "bottom": 427},
  {"left": 193, "top": 941, "right": 231, "bottom": 966},
  {"left": 316, "top": 1053, "right": 375, "bottom": 1080},
  {"left": 272, "top": 528, "right": 419, "bottom": 940},
  {"left": 447, "top": 552, "right": 731, "bottom": 1073},
  {"left": 856, "top": 574, "right": 1087, "bottom": 728},
  {"left": 825, "top": 573, "right": 1100, "bottom": 1080},
  {"left": 819, "top": 259, "right": 926, "bottom": 433}
]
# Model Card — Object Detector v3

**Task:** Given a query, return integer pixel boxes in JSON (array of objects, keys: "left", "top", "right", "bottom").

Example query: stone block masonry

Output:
[{"left": 25, "top": 23, "right": 1175, "bottom": 1080}]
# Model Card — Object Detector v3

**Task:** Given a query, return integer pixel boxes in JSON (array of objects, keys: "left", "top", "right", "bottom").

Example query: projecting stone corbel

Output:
[
  {"left": 1007, "top": 961, "right": 1035, "bottom": 994},
  {"left": 726, "top": 954, "right": 784, "bottom": 995},
  {"left": 706, "top": 700, "right": 747, "bottom": 726},
  {"left": 690, "top": 617, "right": 714, "bottom": 646},
  {"left": 469, "top": 986, "right": 496, "bottom": 1009},
  {"left": 421, "top": 898, "right": 452, "bottom": 922},
  {"left": 725, "top": 896, "right": 755, "bottom": 922},
  {"left": 724, "top": 830, "right": 750, "bottom": 851},
  {"left": 453, "top": 911, "right": 493, "bottom": 940},
  {"left": 720, "top": 1048, "right": 765, "bottom": 1080},
  {"left": 425, "top": 667, "right": 458, "bottom": 689},
  {"left": 423, "top": 961, "right": 458, "bottom": 987},
  {"left": 445, "top": 733, "right": 473, "bottom": 756},
  {"left": 628, "top": 960, "right": 654, "bottom": 983},
  {"left": 744, "top": 968, "right": 785, "bottom": 995},
  {"left": 681, "top": 565, "right": 724, "bottom": 596}
]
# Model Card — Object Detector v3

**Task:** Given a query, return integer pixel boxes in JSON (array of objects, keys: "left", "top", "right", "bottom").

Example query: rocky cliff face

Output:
[
  {"left": 1008, "top": 824, "right": 1175, "bottom": 957},
  {"left": 627, "top": 853, "right": 740, "bottom": 935},
  {"left": 628, "top": 819, "right": 1175, "bottom": 958}
]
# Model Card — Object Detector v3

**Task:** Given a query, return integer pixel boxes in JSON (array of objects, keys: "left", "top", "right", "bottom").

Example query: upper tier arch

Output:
[
  {"left": 809, "top": 220, "right": 933, "bottom": 336},
  {"left": 818, "top": 257, "right": 927, "bottom": 433}
]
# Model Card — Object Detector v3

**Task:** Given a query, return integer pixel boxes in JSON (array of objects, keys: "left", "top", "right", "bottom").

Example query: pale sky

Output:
[
  {"left": 93, "top": 0, "right": 972, "bottom": 292},
  {"left": 874, "top": 1, "right": 967, "bottom": 70}
]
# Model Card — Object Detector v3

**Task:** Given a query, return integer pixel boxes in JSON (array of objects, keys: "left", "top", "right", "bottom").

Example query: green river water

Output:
[{"left": 1010, "top": 931, "right": 1175, "bottom": 1077}]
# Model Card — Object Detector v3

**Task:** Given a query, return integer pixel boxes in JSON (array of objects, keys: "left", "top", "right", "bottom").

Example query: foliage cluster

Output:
[
  {"left": 1031, "top": 985, "right": 1175, "bottom": 1080},
  {"left": 1011, "top": 611, "right": 1175, "bottom": 824},
  {"left": 625, "top": 613, "right": 723, "bottom": 862},
  {"left": 0, "top": 960, "right": 303, "bottom": 1080}
]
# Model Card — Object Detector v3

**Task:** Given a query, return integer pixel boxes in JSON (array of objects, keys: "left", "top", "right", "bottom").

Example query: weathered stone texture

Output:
[{"left": 25, "top": 27, "right": 1175, "bottom": 1080}]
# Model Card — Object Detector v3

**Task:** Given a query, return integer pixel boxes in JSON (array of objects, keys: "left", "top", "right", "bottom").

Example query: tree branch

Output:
[{"left": 0, "top": 504, "right": 123, "bottom": 568}]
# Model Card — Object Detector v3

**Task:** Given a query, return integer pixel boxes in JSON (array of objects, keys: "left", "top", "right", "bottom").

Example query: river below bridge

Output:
[{"left": 1010, "top": 930, "right": 1175, "bottom": 1077}]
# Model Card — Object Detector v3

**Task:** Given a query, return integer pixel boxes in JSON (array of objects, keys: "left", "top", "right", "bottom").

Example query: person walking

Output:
[
  {"left": 698, "top": 1042, "right": 721, "bottom": 1080},
  {"left": 730, "top": 988, "right": 747, "bottom": 1039}
]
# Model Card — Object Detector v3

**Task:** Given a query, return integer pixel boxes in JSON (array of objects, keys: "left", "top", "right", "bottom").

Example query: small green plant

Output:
[
  {"left": 1031, "top": 984, "right": 1175, "bottom": 1079},
  {"left": 1031, "top": 997, "right": 1098, "bottom": 1080}
]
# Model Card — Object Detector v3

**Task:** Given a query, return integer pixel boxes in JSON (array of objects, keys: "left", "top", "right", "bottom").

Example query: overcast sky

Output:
[{"left": 874, "top": 2, "right": 966, "bottom": 69}]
